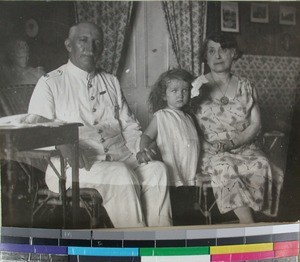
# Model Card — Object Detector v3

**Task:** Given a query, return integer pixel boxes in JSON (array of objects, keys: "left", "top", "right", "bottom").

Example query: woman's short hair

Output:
[
  {"left": 149, "top": 68, "right": 194, "bottom": 113},
  {"left": 200, "top": 32, "right": 243, "bottom": 63}
]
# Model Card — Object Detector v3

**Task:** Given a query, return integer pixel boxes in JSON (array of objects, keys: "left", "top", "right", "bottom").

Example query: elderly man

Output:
[{"left": 28, "top": 22, "right": 172, "bottom": 228}]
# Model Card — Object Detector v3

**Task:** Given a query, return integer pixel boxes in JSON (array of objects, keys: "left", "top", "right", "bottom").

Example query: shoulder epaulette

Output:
[{"left": 43, "top": 69, "right": 63, "bottom": 80}]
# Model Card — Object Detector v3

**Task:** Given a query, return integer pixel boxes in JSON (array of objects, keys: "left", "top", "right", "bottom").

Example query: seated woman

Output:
[
  {"left": 0, "top": 37, "right": 45, "bottom": 87},
  {"left": 191, "top": 32, "right": 284, "bottom": 223}
]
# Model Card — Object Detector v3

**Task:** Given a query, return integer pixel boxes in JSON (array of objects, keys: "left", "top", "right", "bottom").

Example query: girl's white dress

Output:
[{"left": 155, "top": 108, "right": 200, "bottom": 186}]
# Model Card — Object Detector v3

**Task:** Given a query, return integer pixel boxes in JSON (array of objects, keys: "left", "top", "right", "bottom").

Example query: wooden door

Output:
[{"left": 119, "top": 1, "right": 178, "bottom": 130}]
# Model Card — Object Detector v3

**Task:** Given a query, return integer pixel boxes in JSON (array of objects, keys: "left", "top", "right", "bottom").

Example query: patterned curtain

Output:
[
  {"left": 162, "top": 1, "right": 207, "bottom": 76},
  {"left": 75, "top": 1, "right": 133, "bottom": 75}
]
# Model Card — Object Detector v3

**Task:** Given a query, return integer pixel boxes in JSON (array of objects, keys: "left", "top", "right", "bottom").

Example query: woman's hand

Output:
[
  {"left": 212, "top": 139, "right": 235, "bottom": 152},
  {"left": 56, "top": 145, "right": 91, "bottom": 171},
  {"left": 220, "top": 139, "right": 235, "bottom": 152},
  {"left": 136, "top": 148, "right": 157, "bottom": 164}
]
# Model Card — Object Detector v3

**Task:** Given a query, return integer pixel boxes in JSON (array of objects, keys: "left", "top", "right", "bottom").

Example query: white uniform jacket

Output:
[{"left": 29, "top": 60, "right": 142, "bottom": 164}]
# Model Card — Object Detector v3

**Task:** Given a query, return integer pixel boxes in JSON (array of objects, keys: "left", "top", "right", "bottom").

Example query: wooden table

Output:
[{"left": 0, "top": 122, "right": 82, "bottom": 227}]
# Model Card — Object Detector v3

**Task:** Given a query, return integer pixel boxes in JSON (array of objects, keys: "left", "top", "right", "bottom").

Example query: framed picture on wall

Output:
[
  {"left": 221, "top": 2, "right": 239, "bottom": 32},
  {"left": 279, "top": 6, "right": 296, "bottom": 25},
  {"left": 251, "top": 3, "right": 269, "bottom": 23}
]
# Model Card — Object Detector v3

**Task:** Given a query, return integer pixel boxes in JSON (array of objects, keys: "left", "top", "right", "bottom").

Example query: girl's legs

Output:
[{"left": 234, "top": 207, "right": 254, "bottom": 223}]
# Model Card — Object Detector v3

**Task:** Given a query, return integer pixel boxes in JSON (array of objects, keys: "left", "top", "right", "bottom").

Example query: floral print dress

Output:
[{"left": 194, "top": 76, "right": 284, "bottom": 216}]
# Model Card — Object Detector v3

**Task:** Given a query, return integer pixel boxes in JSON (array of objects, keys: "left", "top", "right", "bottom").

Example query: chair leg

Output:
[
  {"left": 17, "top": 162, "right": 36, "bottom": 227},
  {"left": 59, "top": 156, "right": 66, "bottom": 228},
  {"left": 196, "top": 183, "right": 215, "bottom": 225},
  {"left": 46, "top": 156, "right": 67, "bottom": 228},
  {"left": 98, "top": 206, "right": 114, "bottom": 228},
  {"left": 203, "top": 186, "right": 210, "bottom": 224},
  {"left": 90, "top": 196, "right": 114, "bottom": 228}
]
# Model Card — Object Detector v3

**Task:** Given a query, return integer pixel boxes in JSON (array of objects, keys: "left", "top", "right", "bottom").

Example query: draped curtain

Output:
[
  {"left": 162, "top": 1, "right": 207, "bottom": 76},
  {"left": 75, "top": 1, "right": 133, "bottom": 75}
]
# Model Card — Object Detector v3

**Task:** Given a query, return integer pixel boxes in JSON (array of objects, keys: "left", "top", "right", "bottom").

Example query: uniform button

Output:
[
  {"left": 88, "top": 83, "right": 93, "bottom": 88},
  {"left": 100, "top": 138, "right": 105, "bottom": 143},
  {"left": 92, "top": 108, "right": 96, "bottom": 112},
  {"left": 91, "top": 96, "right": 95, "bottom": 100},
  {"left": 104, "top": 148, "right": 109, "bottom": 153},
  {"left": 98, "top": 129, "right": 102, "bottom": 133}
]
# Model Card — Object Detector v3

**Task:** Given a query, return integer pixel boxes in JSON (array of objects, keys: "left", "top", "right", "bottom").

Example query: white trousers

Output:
[{"left": 45, "top": 157, "right": 172, "bottom": 228}]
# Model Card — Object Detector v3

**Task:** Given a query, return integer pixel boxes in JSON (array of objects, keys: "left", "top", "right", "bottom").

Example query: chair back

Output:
[{"left": 0, "top": 84, "right": 35, "bottom": 116}]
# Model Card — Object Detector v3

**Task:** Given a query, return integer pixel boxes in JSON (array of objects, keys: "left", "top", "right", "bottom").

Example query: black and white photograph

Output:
[{"left": 0, "top": 1, "right": 299, "bottom": 230}]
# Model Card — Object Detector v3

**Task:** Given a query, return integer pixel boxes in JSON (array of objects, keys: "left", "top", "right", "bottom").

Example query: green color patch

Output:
[{"left": 140, "top": 246, "right": 209, "bottom": 256}]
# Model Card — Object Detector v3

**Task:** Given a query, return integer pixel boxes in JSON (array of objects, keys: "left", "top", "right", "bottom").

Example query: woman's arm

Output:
[
  {"left": 136, "top": 116, "right": 158, "bottom": 164},
  {"left": 231, "top": 86, "right": 261, "bottom": 147},
  {"left": 218, "top": 85, "right": 261, "bottom": 152}
]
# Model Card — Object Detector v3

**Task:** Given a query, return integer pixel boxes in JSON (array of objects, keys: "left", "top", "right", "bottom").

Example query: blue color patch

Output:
[
  {"left": 0, "top": 243, "right": 34, "bottom": 253},
  {"left": 0, "top": 243, "right": 67, "bottom": 255},
  {"left": 33, "top": 245, "right": 67, "bottom": 254},
  {"left": 68, "top": 246, "right": 139, "bottom": 257}
]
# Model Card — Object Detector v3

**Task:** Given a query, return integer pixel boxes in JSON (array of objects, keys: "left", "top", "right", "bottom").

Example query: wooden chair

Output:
[
  {"left": 194, "top": 173, "right": 216, "bottom": 225},
  {"left": 0, "top": 84, "right": 113, "bottom": 228}
]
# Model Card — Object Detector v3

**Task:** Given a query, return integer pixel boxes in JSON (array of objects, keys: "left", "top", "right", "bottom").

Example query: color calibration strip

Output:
[{"left": 0, "top": 223, "right": 299, "bottom": 261}]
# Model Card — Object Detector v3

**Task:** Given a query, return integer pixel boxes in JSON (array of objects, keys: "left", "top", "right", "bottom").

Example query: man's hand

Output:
[
  {"left": 136, "top": 148, "right": 157, "bottom": 164},
  {"left": 211, "top": 139, "right": 235, "bottom": 153},
  {"left": 56, "top": 145, "right": 91, "bottom": 171}
]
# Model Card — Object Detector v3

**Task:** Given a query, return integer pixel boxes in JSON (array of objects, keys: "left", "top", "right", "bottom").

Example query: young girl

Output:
[{"left": 136, "top": 68, "right": 200, "bottom": 188}]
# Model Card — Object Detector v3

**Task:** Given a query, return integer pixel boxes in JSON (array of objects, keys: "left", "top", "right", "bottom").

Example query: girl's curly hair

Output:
[{"left": 149, "top": 68, "right": 195, "bottom": 113}]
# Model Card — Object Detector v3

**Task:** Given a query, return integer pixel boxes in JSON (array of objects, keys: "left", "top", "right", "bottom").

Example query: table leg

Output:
[
  {"left": 59, "top": 155, "right": 66, "bottom": 228},
  {"left": 71, "top": 142, "right": 80, "bottom": 228},
  {"left": 5, "top": 134, "right": 14, "bottom": 226}
]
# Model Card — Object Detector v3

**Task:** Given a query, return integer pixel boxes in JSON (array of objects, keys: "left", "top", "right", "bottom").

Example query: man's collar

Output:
[{"left": 67, "top": 60, "right": 96, "bottom": 80}]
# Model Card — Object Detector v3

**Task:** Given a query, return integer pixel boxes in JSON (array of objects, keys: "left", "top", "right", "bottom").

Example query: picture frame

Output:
[
  {"left": 279, "top": 5, "right": 296, "bottom": 25},
  {"left": 221, "top": 2, "right": 239, "bottom": 33},
  {"left": 251, "top": 3, "right": 269, "bottom": 23}
]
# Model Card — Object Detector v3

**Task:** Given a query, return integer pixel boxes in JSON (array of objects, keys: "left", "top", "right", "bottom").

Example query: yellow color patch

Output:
[{"left": 210, "top": 243, "right": 273, "bottom": 254}]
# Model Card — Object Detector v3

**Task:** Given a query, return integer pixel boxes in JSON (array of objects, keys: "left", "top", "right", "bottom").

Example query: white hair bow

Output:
[{"left": 191, "top": 75, "right": 208, "bottom": 98}]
